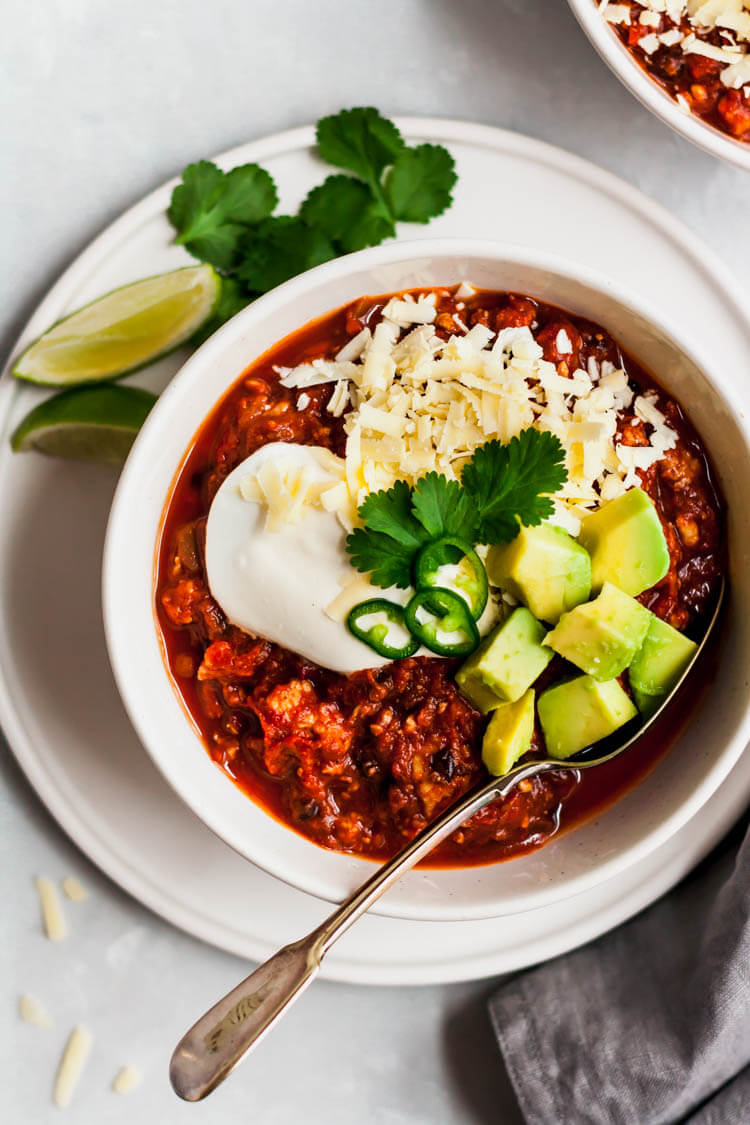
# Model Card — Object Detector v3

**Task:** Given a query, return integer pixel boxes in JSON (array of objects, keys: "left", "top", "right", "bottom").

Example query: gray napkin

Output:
[{"left": 489, "top": 814, "right": 750, "bottom": 1125}]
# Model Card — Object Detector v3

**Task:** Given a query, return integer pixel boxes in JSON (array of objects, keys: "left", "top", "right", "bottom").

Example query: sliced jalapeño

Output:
[
  {"left": 404, "top": 586, "right": 480, "bottom": 657},
  {"left": 347, "top": 598, "right": 420, "bottom": 660},
  {"left": 414, "top": 536, "right": 488, "bottom": 620}
]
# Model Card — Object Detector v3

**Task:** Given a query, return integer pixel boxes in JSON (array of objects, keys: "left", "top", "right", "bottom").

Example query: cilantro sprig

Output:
[
  {"left": 166, "top": 108, "right": 457, "bottom": 328},
  {"left": 168, "top": 161, "right": 278, "bottom": 270},
  {"left": 345, "top": 430, "right": 568, "bottom": 589}
]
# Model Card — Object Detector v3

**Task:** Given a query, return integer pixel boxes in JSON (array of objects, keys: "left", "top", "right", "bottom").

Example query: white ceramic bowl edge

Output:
[{"left": 103, "top": 237, "right": 750, "bottom": 922}]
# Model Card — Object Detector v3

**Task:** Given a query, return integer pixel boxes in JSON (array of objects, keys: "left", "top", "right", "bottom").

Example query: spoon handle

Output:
[
  {"left": 170, "top": 758, "right": 550, "bottom": 1101},
  {"left": 169, "top": 939, "right": 320, "bottom": 1101}
]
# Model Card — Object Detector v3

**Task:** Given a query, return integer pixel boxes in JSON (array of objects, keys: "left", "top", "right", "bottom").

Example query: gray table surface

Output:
[{"left": 2, "top": 1, "right": 749, "bottom": 1122}]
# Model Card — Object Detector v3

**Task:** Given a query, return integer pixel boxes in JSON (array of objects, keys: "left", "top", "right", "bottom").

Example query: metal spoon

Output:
[{"left": 170, "top": 580, "right": 724, "bottom": 1101}]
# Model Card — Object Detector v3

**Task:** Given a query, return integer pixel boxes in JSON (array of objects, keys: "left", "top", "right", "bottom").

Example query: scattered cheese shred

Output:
[
  {"left": 19, "top": 994, "right": 53, "bottom": 1028},
  {"left": 605, "top": 0, "right": 750, "bottom": 91},
  {"left": 604, "top": 3, "right": 633, "bottom": 23},
  {"left": 61, "top": 876, "right": 88, "bottom": 903},
  {"left": 250, "top": 293, "right": 678, "bottom": 535},
  {"left": 455, "top": 281, "right": 477, "bottom": 298},
  {"left": 53, "top": 1026, "right": 92, "bottom": 1109},
  {"left": 112, "top": 1065, "right": 142, "bottom": 1096},
  {"left": 324, "top": 575, "right": 390, "bottom": 622},
  {"left": 35, "top": 876, "right": 67, "bottom": 942}
]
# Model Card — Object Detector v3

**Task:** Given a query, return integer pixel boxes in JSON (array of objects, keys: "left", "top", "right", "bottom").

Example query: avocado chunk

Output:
[
  {"left": 486, "top": 524, "right": 591, "bottom": 623},
  {"left": 543, "top": 581, "right": 651, "bottom": 681},
  {"left": 456, "top": 607, "right": 553, "bottom": 711},
  {"left": 538, "top": 675, "right": 637, "bottom": 759},
  {"left": 482, "top": 689, "right": 536, "bottom": 776},
  {"left": 631, "top": 685, "right": 661, "bottom": 720},
  {"left": 629, "top": 614, "right": 697, "bottom": 712},
  {"left": 578, "top": 488, "right": 670, "bottom": 597}
]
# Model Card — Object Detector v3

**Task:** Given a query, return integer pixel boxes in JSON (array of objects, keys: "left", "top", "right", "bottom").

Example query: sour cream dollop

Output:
[{"left": 204, "top": 443, "right": 393, "bottom": 675}]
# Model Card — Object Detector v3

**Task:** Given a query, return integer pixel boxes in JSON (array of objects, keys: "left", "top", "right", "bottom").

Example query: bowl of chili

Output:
[
  {"left": 103, "top": 238, "right": 750, "bottom": 922},
  {"left": 568, "top": 1, "right": 750, "bottom": 171}
]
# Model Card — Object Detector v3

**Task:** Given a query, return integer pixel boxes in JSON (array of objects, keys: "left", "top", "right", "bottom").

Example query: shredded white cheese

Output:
[
  {"left": 380, "top": 293, "right": 438, "bottom": 327},
  {"left": 251, "top": 293, "right": 677, "bottom": 536},
  {"left": 112, "top": 1065, "right": 142, "bottom": 1095},
  {"left": 54, "top": 1026, "right": 92, "bottom": 1108},
  {"left": 35, "top": 876, "right": 67, "bottom": 941},
  {"left": 455, "top": 281, "right": 477, "bottom": 298},
  {"left": 61, "top": 876, "right": 88, "bottom": 903},
  {"left": 605, "top": 0, "right": 750, "bottom": 93},
  {"left": 19, "top": 994, "right": 53, "bottom": 1027},
  {"left": 604, "top": 3, "right": 633, "bottom": 23}
]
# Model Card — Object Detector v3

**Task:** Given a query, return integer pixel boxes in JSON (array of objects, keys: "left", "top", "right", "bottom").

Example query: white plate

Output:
[{"left": 1, "top": 119, "right": 749, "bottom": 984}]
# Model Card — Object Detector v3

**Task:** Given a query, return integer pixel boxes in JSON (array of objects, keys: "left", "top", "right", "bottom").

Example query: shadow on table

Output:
[{"left": 442, "top": 983, "right": 525, "bottom": 1124}]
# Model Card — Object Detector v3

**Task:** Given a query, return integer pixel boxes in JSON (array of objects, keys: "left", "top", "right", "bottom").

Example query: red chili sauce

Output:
[
  {"left": 156, "top": 287, "right": 724, "bottom": 866},
  {"left": 601, "top": 1, "right": 750, "bottom": 141}
]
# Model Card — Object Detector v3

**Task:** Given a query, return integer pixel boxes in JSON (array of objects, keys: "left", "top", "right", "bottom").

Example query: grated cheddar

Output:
[{"left": 243, "top": 291, "right": 678, "bottom": 538}]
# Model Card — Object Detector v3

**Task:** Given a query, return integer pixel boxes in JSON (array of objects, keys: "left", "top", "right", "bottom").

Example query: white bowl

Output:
[
  {"left": 567, "top": 0, "right": 750, "bottom": 173},
  {"left": 103, "top": 238, "right": 750, "bottom": 922}
]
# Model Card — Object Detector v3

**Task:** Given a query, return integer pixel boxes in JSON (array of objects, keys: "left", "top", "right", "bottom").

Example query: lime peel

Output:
[
  {"left": 12, "top": 264, "right": 220, "bottom": 387},
  {"left": 10, "top": 385, "right": 157, "bottom": 465}
]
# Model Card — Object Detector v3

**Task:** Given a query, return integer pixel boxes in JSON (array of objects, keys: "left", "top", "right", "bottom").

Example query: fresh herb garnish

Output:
[
  {"left": 299, "top": 175, "right": 392, "bottom": 253},
  {"left": 346, "top": 481, "right": 430, "bottom": 588},
  {"left": 345, "top": 429, "right": 568, "bottom": 589},
  {"left": 166, "top": 108, "right": 457, "bottom": 327},
  {"left": 463, "top": 432, "right": 569, "bottom": 544},
  {"left": 411, "top": 473, "right": 478, "bottom": 542},
  {"left": 346, "top": 528, "right": 417, "bottom": 590},
  {"left": 235, "top": 217, "right": 336, "bottom": 294},
  {"left": 383, "top": 144, "right": 457, "bottom": 224},
  {"left": 168, "top": 161, "right": 278, "bottom": 271},
  {"left": 315, "top": 108, "right": 456, "bottom": 235}
]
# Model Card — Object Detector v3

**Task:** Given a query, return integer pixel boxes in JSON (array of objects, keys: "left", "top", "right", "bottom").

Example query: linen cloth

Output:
[{"left": 489, "top": 814, "right": 750, "bottom": 1125}]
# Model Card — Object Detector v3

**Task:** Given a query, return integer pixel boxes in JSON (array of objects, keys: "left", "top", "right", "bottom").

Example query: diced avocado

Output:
[
  {"left": 455, "top": 668, "right": 507, "bottom": 714},
  {"left": 482, "top": 689, "right": 536, "bottom": 776},
  {"left": 629, "top": 614, "right": 698, "bottom": 697},
  {"left": 543, "top": 581, "right": 651, "bottom": 681},
  {"left": 578, "top": 488, "right": 670, "bottom": 597},
  {"left": 486, "top": 524, "right": 591, "bottom": 623},
  {"left": 456, "top": 607, "right": 553, "bottom": 711},
  {"left": 538, "top": 675, "right": 637, "bottom": 759},
  {"left": 631, "top": 685, "right": 661, "bottom": 720}
]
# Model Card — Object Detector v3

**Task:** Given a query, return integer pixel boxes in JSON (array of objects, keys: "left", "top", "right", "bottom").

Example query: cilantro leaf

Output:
[
  {"left": 411, "top": 473, "right": 479, "bottom": 541},
  {"left": 300, "top": 176, "right": 393, "bottom": 251},
  {"left": 358, "top": 481, "right": 430, "bottom": 551},
  {"left": 168, "top": 161, "right": 278, "bottom": 271},
  {"left": 316, "top": 108, "right": 405, "bottom": 190},
  {"left": 462, "top": 429, "right": 568, "bottom": 545},
  {"left": 384, "top": 145, "right": 457, "bottom": 223},
  {"left": 235, "top": 217, "right": 335, "bottom": 293},
  {"left": 346, "top": 481, "right": 431, "bottom": 589},
  {"left": 168, "top": 110, "right": 457, "bottom": 296},
  {"left": 345, "top": 527, "right": 415, "bottom": 589},
  {"left": 345, "top": 432, "right": 567, "bottom": 588}
]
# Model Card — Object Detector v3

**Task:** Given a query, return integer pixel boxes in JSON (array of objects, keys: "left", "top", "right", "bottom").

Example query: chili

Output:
[
  {"left": 156, "top": 285, "right": 724, "bottom": 866},
  {"left": 599, "top": 1, "right": 750, "bottom": 143}
]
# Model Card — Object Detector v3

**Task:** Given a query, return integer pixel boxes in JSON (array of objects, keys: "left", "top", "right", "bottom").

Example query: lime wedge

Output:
[
  {"left": 12, "top": 264, "right": 221, "bottom": 387},
  {"left": 10, "top": 385, "right": 157, "bottom": 465}
]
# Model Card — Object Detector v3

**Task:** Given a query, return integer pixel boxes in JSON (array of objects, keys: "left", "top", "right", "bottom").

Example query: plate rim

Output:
[{"left": 1, "top": 116, "right": 749, "bottom": 984}]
